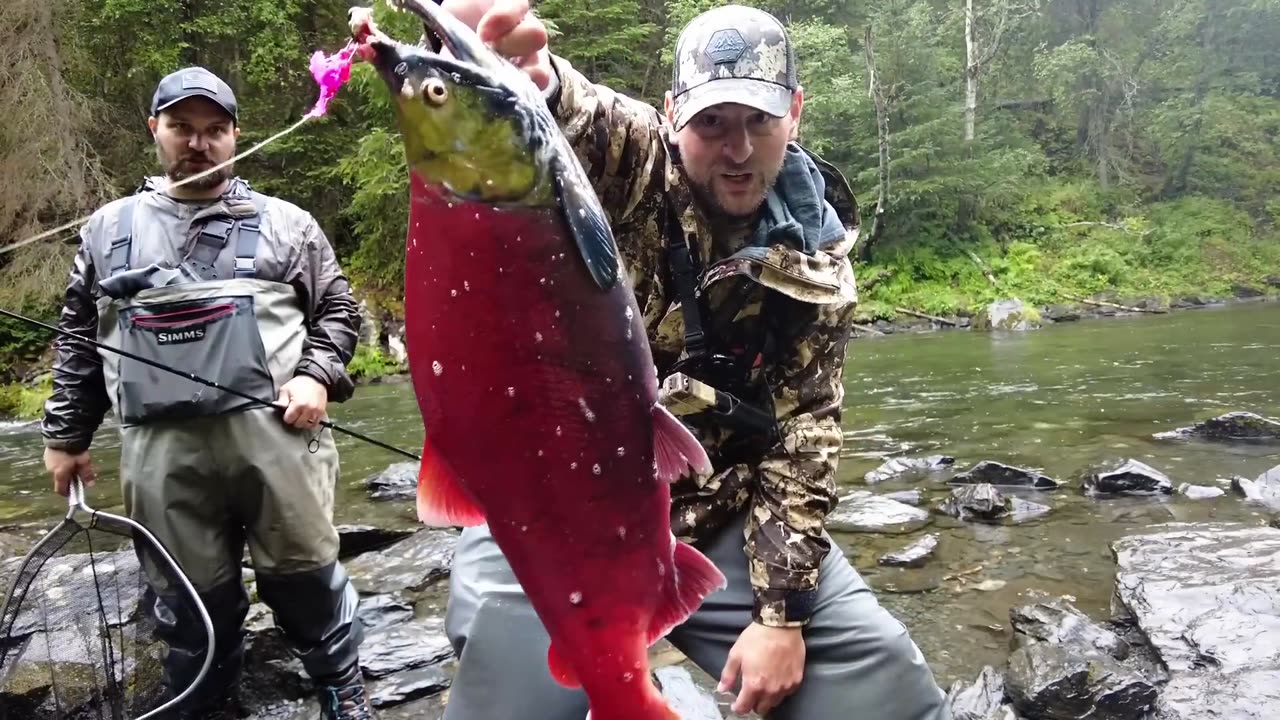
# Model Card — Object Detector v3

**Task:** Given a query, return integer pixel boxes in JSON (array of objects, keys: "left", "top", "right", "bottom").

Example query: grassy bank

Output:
[{"left": 854, "top": 191, "right": 1280, "bottom": 322}]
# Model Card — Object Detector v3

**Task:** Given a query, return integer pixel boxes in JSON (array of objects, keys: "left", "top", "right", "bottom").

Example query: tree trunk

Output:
[
  {"left": 859, "top": 25, "right": 890, "bottom": 264},
  {"left": 964, "top": 0, "right": 978, "bottom": 142}
]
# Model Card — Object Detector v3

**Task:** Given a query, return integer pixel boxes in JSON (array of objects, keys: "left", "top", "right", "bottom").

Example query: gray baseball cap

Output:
[
  {"left": 670, "top": 5, "right": 798, "bottom": 131},
  {"left": 151, "top": 67, "right": 238, "bottom": 122}
]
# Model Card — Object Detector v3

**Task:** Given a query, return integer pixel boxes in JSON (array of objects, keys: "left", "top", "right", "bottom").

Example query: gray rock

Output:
[
  {"left": 947, "top": 665, "right": 1016, "bottom": 720},
  {"left": 1004, "top": 642, "right": 1157, "bottom": 720},
  {"left": 1152, "top": 411, "right": 1280, "bottom": 441},
  {"left": 882, "top": 489, "right": 924, "bottom": 506},
  {"left": 864, "top": 455, "right": 955, "bottom": 484},
  {"left": 879, "top": 534, "right": 939, "bottom": 568},
  {"left": 368, "top": 665, "right": 452, "bottom": 708},
  {"left": 1111, "top": 524, "right": 1280, "bottom": 718},
  {"left": 0, "top": 547, "right": 143, "bottom": 637},
  {"left": 974, "top": 298, "right": 1042, "bottom": 331},
  {"left": 937, "top": 485, "right": 1052, "bottom": 525},
  {"left": 1176, "top": 483, "right": 1225, "bottom": 500},
  {"left": 1009, "top": 598, "right": 1129, "bottom": 660},
  {"left": 827, "top": 492, "right": 932, "bottom": 534},
  {"left": 345, "top": 530, "right": 457, "bottom": 595},
  {"left": 360, "top": 618, "right": 454, "bottom": 680},
  {"left": 1230, "top": 465, "right": 1280, "bottom": 510},
  {"left": 337, "top": 524, "right": 417, "bottom": 559},
  {"left": 357, "top": 593, "right": 416, "bottom": 632},
  {"left": 949, "top": 461, "right": 1060, "bottom": 490},
  {"left": 1082, "top": 459, "right": 1173, "bottom": 497},
  {"left": 365, "top": 462, "right": 420, "bottom": 501},
  {"left": 654, "top": 666, "right": 722, "bottom": 720}
]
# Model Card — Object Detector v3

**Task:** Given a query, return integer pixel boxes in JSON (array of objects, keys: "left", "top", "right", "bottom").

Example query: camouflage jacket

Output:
[{"left": 548, "top": 56, "right": 861, "bottom": 627}]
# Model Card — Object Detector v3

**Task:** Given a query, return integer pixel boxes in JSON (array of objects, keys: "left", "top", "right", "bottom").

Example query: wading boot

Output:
[{"left": 316, "top": 662, "right": 377, "bottom": 720}]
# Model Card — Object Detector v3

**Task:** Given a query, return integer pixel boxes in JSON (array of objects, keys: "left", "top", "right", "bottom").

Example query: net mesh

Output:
[{"left": 0, "top": 507, "right": 209, "bottom": 720}]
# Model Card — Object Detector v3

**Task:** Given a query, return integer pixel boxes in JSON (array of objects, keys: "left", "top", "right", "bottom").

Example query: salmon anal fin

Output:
[
  {"left": 648, "top": 537, "right": 727, "bottom": 645},
  {"left": 651, "top": 403, "right": 712, "bottom": 483},
  {"left": 547, "top": 641, "right": 581, "bottom": 689},
  {"left": 416, "top": 435, "right": 486, "bottom": 528}
]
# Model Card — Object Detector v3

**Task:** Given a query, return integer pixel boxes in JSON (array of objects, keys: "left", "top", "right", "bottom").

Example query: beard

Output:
[
  {"left": 685, "top": 162, "right": 780, "bottom": 228},
  {"left": 157, "top": 145, "right": 233, "bottom": 191}
]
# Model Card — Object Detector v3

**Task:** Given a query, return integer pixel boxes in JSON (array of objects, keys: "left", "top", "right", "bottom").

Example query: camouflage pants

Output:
[{"left": 441, "top": 510, "right": 951, "bottom": 720}]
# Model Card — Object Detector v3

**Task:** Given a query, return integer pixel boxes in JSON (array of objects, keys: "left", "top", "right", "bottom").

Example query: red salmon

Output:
[{"left": 351, "top": 3, "right": 726, "bottom": 718}]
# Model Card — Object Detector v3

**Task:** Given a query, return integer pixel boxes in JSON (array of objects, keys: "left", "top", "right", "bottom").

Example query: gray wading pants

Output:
[
  {"left": 120, "top": 406, "right": 362, "bottom": 707},
  {"left": 442, "top": 511, "right": 951, "bottom": 719}
]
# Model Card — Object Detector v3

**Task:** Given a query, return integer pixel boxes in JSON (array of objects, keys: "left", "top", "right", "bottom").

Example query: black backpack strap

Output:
[
  {"left": 664, "top": 196, "right": 708, "bottom": 362},
  {"left": 107, "top": 196, "right": 139, "bottom": 278}
]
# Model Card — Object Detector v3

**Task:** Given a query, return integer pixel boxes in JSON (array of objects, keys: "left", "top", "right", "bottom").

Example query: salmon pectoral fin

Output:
[
  {"left": 416, "top": 436, "right": 486, "bottom": 528},
  {"left": 547, "top": 640, "right": 581, "bottom": 689},
  {"left": 651, "top": 403, "right": 713, "bottom": 483},
  {"left": 648, "top": 539, "right": 728, "bottom": 645}
]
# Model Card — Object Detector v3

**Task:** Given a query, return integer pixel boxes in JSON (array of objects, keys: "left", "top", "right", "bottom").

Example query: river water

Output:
[{"left": 1, "top": 300, "right": 1278, "bottom": 687}]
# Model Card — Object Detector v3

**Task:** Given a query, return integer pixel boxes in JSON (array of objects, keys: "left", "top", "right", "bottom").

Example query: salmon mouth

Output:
[{"left": 347, "top": 0, "right": 512, "bottom": 79}]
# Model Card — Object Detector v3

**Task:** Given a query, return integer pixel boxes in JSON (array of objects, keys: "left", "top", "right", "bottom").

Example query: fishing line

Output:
[
  {"left": 0, "top": 307, "right": 422, "bottom": 462},
  {"left": 0, "top": 116, "right": 313, "bottom": 257}
]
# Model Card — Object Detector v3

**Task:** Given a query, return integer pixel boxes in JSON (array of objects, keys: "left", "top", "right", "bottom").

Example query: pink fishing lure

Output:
[{"left": 306, "top": 40, "right": 359, "bottom": 118}]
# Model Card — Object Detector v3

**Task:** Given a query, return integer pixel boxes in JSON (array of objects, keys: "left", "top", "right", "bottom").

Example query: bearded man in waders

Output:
[
  {"left": 40, "top": 68, "right": 377, "bottom": 720},
  {"left": 435, "top": 2, "right": 952, "bottom": 719}
]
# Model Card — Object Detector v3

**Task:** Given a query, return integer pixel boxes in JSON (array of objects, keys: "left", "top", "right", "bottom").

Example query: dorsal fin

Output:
[{"left": 551, "top": 152, "right": 620, "bottom": 291}]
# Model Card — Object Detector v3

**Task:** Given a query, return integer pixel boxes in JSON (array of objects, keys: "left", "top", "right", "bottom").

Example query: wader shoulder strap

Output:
[
  {"left": 107, "top": 196, "right": 139, "bottom": 277},
  {"left": 187, "top": 193, "right": 266, "bottom": 280},
  {"left": 233, "top": 193, "right": 267, "bottom": 279},
  {"left": 664, "top": 197, "right": 708, "bottom": 361}
]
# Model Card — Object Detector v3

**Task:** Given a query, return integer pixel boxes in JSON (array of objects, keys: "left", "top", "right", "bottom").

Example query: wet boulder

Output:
[
  {"left": 1009, "top": 598, "right": 1129, "bottom": 660},
  {"left": 882, "top": 489, "right": 924, "bottom": 506},
  {"left": 973, "top": 299, "right": 1042, "bottom": 331},
  {"left": 949, "top": 461, "right": 1060, "bottom": 490},
  {"left": 936, "top": 484, "right": 1052, "bottom": 525},
  {"left": 1152, "top": 411, "right": 1280, "bottom": 441},
  {"left": 1176, "top": 483, "right": 1224, "bottom": 500},
  {"left": 1111, "top": 524, "right": 1280, "bottom": 718},
  {"left": 365, "top": 462, "right": 420, "bottom": 501},
  {"left": 1081, "top": 459, "right": 1172, "bottom": 497},
  {"left": 654, "top": 666, "right": 723, "bottom": 720},
  {"left": 345, "top": 529, "right": 457, "bottom": 595},
  {"left": 946, "top": 666, "right": 1017, "bottom": 720},
  {"left": 878, "top": 534, "right": 939, "bottom": 568},
  {"left": 864, "top": 455, "right": 955, "bottom": 484},
  {"left": 337, "top": 524, "right": 417, "bottom": 559},
  {"left": 368, "top": 666, "right": 452, "bottom": 709},
  {"left": 1004, "top": 642, "right": 1157, "bottom": 720},
  {"left": 1230, "top": 464, "right": 1280, "bottom": 510},
  {"left": 360, "top": 617, "right": 454, "bottom": 680},
  {"left": 1043, "top": 305, "right": 1081, "bottom": 323},
  {"left": 827, "top": 492, "right": 932, "bottom": 534}
]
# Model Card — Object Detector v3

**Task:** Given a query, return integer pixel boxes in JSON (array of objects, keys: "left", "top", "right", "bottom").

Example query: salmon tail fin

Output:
[
  {"left": 648, "top": 537, "right": 728, "bottom": 645},
  {"left": 651, "top": 403, "right": 712, "bottom": 482},
  {"left": 547, "top": 640, "right": 581, "bottom": 689},
  {"left": 416, "top": 435, "right": 486, "bottom": 528}
]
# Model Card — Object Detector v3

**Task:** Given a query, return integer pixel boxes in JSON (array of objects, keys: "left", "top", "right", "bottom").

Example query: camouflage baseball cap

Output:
[{"left": 670, "top": 5, "right": 798, "bottom": 131}]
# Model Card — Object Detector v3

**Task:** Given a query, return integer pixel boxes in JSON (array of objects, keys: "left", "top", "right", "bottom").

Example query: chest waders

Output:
[{"left": 91, "top": 192, "right": 365, "bottom": 714}]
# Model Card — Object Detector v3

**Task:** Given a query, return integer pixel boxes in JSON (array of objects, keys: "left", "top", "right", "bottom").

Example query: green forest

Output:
[{"left": 2, "top": 0, "right": 1278, "bottom": 418}]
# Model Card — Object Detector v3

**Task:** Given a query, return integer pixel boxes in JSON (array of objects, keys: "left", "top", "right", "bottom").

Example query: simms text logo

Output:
[{"left": 156, "top": 328, "right": 206, "bottom": 345}]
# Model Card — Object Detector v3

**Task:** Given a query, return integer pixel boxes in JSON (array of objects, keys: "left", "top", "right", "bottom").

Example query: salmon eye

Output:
[{"left": 423, "top": 77, "right": 449, "bottom": 105}]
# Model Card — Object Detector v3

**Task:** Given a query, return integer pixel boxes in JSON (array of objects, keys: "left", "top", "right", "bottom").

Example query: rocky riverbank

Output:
[
  {"left": 2, "top": 411, "right": 1279, "bottom": 719},
  {"left": 853, "top": 286, "right": 1280, "bottom": 337}
]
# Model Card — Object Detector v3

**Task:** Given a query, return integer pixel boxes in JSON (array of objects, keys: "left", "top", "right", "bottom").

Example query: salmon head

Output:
[{"left": 349, "top": 0, "right": 620, "bottom": 292}]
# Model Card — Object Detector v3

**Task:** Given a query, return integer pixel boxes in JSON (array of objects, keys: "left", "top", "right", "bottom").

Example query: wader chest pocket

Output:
[{"left": 118, "top": 296, "right": 274, "bottom": 424}]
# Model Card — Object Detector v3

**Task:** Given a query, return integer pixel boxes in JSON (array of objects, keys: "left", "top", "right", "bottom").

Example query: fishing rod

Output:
[{"left": 0, "top": 307, "right": 421, "bottom": 462}]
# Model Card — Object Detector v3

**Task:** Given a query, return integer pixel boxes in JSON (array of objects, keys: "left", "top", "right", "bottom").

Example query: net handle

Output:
[{"left": 69, "top": 476, "right": 220, "bottom": 720}]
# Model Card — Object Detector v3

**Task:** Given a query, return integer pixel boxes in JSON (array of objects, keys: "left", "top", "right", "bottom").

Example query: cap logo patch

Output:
[
  {"left": 704, "top": 29, "right": 747, "bottom": 66},
  {"left": 181, "top": 73, "right": 218, "bottom": 92}
]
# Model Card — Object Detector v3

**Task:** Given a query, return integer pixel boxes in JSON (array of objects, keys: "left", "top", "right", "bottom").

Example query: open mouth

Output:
[{"left": 721, "top": 172, "right": 753, "bottom": 189}]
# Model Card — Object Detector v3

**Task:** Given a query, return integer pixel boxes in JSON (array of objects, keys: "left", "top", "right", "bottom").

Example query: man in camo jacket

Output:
[{"left": 438, "top": 2, "right": 951, "bottom": 718}]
